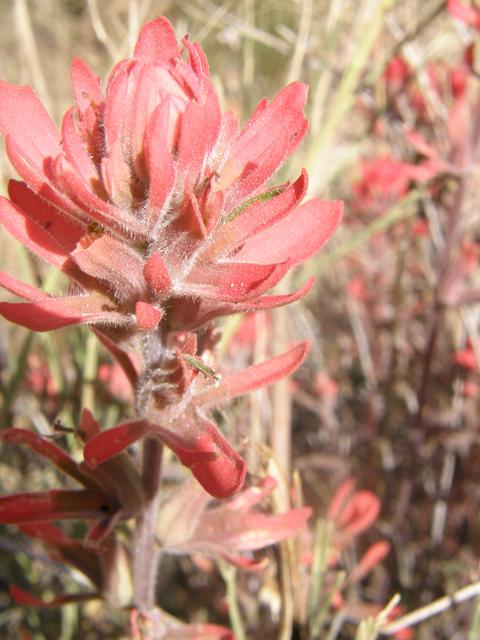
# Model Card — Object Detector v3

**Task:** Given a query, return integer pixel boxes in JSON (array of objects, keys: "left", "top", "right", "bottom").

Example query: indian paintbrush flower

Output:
[
  {"left": 0, "top": 16, "right": 341, "bottom": 500},
  {"left": 0, "top": 16, "right": 341, "bottom": 336}
]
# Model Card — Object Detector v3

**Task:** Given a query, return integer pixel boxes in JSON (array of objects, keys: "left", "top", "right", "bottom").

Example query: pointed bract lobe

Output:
[
  {"left": 10, "top": 584, "right": 100, "bottom": 608},
  {"left": 218, "top": 82, "right": 308, "bottom": 193},
  {"left": 196, "top": 342, "right": 309, "bottom": 408},
  {"left": 145, "top": 100, "right": 176, "bottom": 215},
  {"left": 8, "top": 180, "right": 84, "bottom": 252},
  {"left": 0, "top": 489, "right": 113, "bottom": 524},
  {"left": 207, "top": 171, "right": 308, "bottom": 259},
  {"left": 176, "top": 85, "right": 222, "bottom": 177},
  {"left": 0, "top": 296, "right": 131, "bottom": 332},
  {"left": 177, "top": 179, "right": 208, "bottom": 238},
  {"left": 0, "top": 271, "right": 51, "bottom": 302},
  {"left": 183, "top": 38, "right": 210, "bottom": 76},
  {"left": 134, "top": 16, "right": 180, "bottom": 63},
  {"left": 164, "top": 278, "right": 315, "bottom": 332},
  {"left": 0, "top": 196, "right": 70, "bottom": 269},
  {"left": 71, "top": 56, "right": 104, "bottom": 118},
  {"left": 228, "top": 277, "right": 315, "bottom": 312},
  {"left": 0, "top": 82, "right": 61, "bottom": 171},
  {"left": 236, "top": 197, "right": 343, "bottom": 267},
  {"left": 184, "top": 261, "right": 290, "bottom": 303}
]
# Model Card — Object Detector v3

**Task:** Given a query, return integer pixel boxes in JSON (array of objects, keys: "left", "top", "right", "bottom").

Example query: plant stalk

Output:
[{"left": 133, "top": 437, "right": 163, "bottom": 611}]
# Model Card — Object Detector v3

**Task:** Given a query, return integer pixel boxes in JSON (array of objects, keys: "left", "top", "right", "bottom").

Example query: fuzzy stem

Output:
[{"left": 133, "top": 437, "right": 163, "bottom": 611}]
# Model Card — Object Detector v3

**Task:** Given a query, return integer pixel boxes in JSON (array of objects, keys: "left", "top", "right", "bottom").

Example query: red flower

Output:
[
  {"left": 0, "top": 16, "right": 342, "bottom": 336},
  {"left": 327, "top": 479, "right": 381, "bottom": 557},
  {"left": 453, "top": 346, "right": 478, "bottom": 370},
  {"left": 350, "top": 156, "right": 412, "bottom": 217},
  {"left": 0, "top": 16, "right": 341, "bottom": 501},
  {"left": 83, "top": 342, "right": 309, "bottom": 499}
]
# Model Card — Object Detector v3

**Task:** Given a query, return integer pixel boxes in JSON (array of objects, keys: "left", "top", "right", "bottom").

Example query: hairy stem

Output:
[{"left": 133, "top": 437, "right": 163, "bottom": 611}]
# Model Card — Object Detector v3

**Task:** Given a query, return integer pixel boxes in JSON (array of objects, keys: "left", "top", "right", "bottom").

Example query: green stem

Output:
[{"left": 218, "top": 560, "right": 246, "bottom": 640}]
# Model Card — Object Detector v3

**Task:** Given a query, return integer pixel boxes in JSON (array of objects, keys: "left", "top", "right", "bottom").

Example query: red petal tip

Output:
[
  {"left": 143, "top": 254, "right": 172, "bottom": 293},
  {"left": 135, "top": 301, "right": 162, "bottom": 331}
]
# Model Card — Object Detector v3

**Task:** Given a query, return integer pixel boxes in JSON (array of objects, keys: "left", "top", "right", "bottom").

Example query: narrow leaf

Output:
[
  {"left": 9, "top": 584, "right": 100, "bottom": 608},
  {"left": 0, "top": 428, "right": 100, "bottom": 491},
  {"left": 195, "top": 343, "right": 309, "bottom": 408},
  {"left": 0, "top": 489, "right": 114, "bottom": 524}
]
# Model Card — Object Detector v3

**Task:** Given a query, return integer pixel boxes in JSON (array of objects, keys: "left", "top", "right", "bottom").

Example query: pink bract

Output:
[{"left": 154, "top": 475, "right": 311, "bottom": 571}]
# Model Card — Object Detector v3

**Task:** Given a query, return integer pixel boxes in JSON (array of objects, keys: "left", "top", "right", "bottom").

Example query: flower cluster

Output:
[
  {"left": 0, "top": 17, "right": 341, "bottom": 336},
  {"left": 0, "top": 15, "right": 341, "bottom": 500}
]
